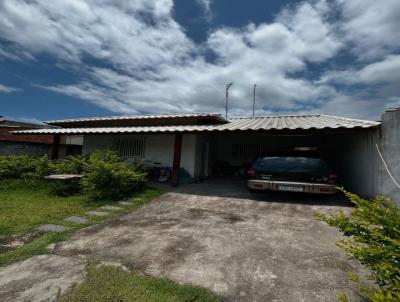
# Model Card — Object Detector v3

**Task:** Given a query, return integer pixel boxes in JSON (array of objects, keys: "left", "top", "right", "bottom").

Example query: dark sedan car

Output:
[{"left": 246, "top": 156, "right": 338, "bottom": 194}]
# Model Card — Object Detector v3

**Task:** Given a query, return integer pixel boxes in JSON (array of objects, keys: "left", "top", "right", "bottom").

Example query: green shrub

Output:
[
  {"left": 31, "top": 155, "right": 56, "bottom": 178},
  {"left": 81, "top": 151, "right": 147, "bottom": 201},
  {"left": 0, "top": 155, "right": 36, "bottom": 178},
  {"left": 55, "top": 155, "right": 87, "bottom": 174},
  {"left": 0, "top": 155, "right": 56, "bottom": 179},
  {"left": 131, "top": 161, "right": 151, "bottom": 174},
  {"left": 316, "top": 189, "right": 400, "bottom": 302}
]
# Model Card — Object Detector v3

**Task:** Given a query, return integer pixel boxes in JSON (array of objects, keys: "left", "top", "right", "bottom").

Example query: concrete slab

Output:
[
  {"left": 56, "top": 180, "right": 365, "bottom": 302},
  {"left": 100, "top": 205, "right": 122, "bottom": 211},
  {"left": 118, "top": 201, "right": 133, "bottom": 206},
  {"left": 37, "top": 224, "right": 69, "bottom": 233},
  {"left": 0, "top": 255, "right": 86, "bottom": 302},
  {"left": 64, "top": 216, "right": 89, "bottom": 224},
  {"left": 85, "top": 211, "right": 108, "bottom": 217}
]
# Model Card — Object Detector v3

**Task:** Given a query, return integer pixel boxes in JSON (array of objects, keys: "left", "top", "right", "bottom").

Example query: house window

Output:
[
  {"left": 232, "top": 143, "right": 263, "bottom": 162},
  {"left": 112, "top": 136, "right": 146, "bottom": 158}
]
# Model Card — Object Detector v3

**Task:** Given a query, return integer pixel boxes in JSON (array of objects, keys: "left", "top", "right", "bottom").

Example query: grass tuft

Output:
[{"left": 59, "top": 263, "right": 219, "bottom": 302}]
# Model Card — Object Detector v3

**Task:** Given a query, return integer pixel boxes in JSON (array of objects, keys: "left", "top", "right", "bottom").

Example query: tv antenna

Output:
[
  {"left": 225, "top": 83, "right": 233, "bottom": 118},
  {"left": 252, "top": 84, "right": 256, "bottom": 117}
]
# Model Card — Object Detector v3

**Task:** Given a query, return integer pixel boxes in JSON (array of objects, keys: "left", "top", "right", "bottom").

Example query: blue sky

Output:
[{"left": 0, "top": 0, "right": 399, "bottom": 122}]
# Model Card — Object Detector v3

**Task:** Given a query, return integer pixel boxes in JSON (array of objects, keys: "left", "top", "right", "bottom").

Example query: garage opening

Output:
[{"left": 202, "top": 129, "right": 379, "bottom": 197}]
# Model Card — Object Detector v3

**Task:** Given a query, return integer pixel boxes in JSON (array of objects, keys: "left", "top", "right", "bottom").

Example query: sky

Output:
[{"left": 0, "top": 0, "right": 399, "bottom": 122}]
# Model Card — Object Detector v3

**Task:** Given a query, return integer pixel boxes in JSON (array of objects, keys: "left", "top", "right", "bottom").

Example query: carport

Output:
[{"left": 195, "top": 116, "right": 380, "bottom": 197}]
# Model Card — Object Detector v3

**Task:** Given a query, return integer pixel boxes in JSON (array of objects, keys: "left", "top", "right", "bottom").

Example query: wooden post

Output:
[
  {"left": 171, "top": 133, "right": 183, "bottom": 186},
  {"left": 51, "top": 134, "right": 61, "bottom": 160}
]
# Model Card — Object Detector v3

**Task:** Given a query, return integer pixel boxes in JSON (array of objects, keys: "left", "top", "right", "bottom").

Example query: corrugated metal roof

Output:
[
  {"left": 46, "top": 113, "right": 227, "bottom": 125},
  {"left": 14, "top": 114, "right": 380, "bottom": 135}
]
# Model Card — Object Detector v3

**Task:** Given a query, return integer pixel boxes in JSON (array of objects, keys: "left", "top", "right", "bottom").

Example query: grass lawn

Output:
[
  {"left": 0, "top": 178, "right": 161, "bottom": 265},
  {"left": 59, "top": 264, "right": 219, "bottom": 302},
  {"left": 0, "top": 179, "right": 219, "bottom": 301}
]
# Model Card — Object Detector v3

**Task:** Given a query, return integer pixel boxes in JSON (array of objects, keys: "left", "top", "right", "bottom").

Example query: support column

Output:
[
  {"left": 171, "top": 133, "right": 183, "bottom": 186},
  {"left": 51, "top": 134, "right": 61, "bottom": 160}
]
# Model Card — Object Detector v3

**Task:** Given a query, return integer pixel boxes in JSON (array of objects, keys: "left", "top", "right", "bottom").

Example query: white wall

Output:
[
  {"left": 378, "top": 109, "right": 400, "bottom": 203},
  {"left": 82, "top": 133, "right": 198, "bottom": 176}
]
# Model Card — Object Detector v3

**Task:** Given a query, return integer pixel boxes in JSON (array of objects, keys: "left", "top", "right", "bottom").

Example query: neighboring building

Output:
[
  {"left": 0, "top": 116, "right": 82, "bottom": 157},
  {"left": 13, "top": 110, "right": 400, "bottom": 202}
]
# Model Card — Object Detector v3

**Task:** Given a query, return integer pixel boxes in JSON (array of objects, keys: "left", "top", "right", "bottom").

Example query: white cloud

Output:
[
  {"left": 319, "top": 55, "right": 400, "bottom": 95},
  {"left": 337, "top": 0, "right": 400, "bottom": 60},
  {"left": 0, "top": 46, "right": 36, "bottom": 61},
  {"left": 196, "top": 0, "right": 212, "bottom": 20},
  {"left": 358, "top": 55, "right": 400, "bottom": 84},
  {"left": 0, "top": 0, "right": 399, "bottom": 120},
  {"left": 4, "top": 0, "right": 340, "bottom": 115},
  {"left": 0, "top": 83, "right": 21, "bottom": 93},
  {"left": 277, "top": 1, "right": 342, "bottom": 62}
]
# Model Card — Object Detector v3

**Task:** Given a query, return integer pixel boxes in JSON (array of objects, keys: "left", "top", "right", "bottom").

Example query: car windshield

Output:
[{"left": 252, "top": 157, "right": 324, "bottom": 172}]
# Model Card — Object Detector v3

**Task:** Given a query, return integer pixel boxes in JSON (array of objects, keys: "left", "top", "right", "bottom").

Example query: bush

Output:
[
  {"left": 55, "top": 155, "right": 87, "bottom": 174},
  {"left": 0, "top": 152, "right": 148, "bottom": 200},
  {"left": 316, "top": 189, "right": 400, "bottom": 302},
  {"left": 31, "top": 155, "right": 55, "bottom": 178},
  {"left": 131, "top": 161, "right": 151, "bottom": 174},
  {"left": 81, "top": 151, "right": 147, "bottom": 201},
  {"left": 0, "top": 155, "right": 38, "bottom": 178}
]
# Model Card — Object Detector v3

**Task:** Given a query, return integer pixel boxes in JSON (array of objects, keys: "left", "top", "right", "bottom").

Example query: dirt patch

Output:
[
  {"left": 162, "top": 235, "right": 205, "bottom": 267},
  {"left": 0, "top": 231, "right": 42, "bottom": 253},
  {"left": 188, "top": 208, "right": 245, "bottom": 223}
]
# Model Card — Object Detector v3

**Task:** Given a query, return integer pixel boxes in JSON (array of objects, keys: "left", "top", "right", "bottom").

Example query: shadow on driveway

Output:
[{"left": 150, "top": 177, "right": 352, "bottom": 207}]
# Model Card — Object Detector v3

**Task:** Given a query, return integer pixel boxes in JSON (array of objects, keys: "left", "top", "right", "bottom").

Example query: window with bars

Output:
[
  {"left": 232, "top": 143, "right": 263, "bottom": 162},
  {"left": 112, "top": 136, "right": 146, "bottom": 158}
]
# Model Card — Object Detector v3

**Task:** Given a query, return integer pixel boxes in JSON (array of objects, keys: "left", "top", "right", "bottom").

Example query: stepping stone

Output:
[
  {"left": 37, "top": 224, "right": 69, "bottom": 233},
  {"left": 64, "top": 216, "right": 89, "bottom": 224},
  {"left": 100, "top": 205, "right": 122, "bottom": 211},
  {"left": 118, "top": 201, "right": 133, "bottom": 206},
  {"left": 85, "top": 211, "right": 108, "bottom": 217}
]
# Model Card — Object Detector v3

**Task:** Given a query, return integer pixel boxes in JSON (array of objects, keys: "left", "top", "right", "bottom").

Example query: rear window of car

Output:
[{"left": 252, "top": 157, "right": 325, "bottom": 171}]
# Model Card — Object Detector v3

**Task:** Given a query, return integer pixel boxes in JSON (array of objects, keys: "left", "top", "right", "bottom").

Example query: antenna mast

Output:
[
  {"left": 225, "top": 83, "right": 233, "bottom": 118},
  {"left": 252, "top": 84, "right": 256, "bottom": 117}
]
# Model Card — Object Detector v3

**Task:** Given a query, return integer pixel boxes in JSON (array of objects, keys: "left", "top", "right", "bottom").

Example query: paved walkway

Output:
[{"left": 0, "top": 255, "right": 85, "bottom": 302}]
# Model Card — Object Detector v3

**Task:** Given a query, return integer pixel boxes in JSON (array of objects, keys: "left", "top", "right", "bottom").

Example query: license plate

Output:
[{"left": 278, "top": 185, "right": 304, "bottom": 192}]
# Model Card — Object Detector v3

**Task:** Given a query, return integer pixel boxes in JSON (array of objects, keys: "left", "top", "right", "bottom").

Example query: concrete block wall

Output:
[{"left": 0, "top": 141, "right": 70, "bottom": 158}]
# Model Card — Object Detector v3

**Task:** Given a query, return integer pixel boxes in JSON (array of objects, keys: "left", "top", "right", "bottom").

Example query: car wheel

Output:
[{"left": 247, "top": 188, "right": 260, "bottom": 193}]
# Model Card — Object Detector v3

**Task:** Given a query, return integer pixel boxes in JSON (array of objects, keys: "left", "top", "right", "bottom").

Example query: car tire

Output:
[{"left": 247, "top": 188, "right": 260, "bottom": 193}]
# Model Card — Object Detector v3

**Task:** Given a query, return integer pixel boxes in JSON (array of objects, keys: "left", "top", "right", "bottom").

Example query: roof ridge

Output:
[
  {"left": 229, "top": 114, "right": 321, "bottom": 119},
  {"left": 319, "top": 114, "right": 380, "bottom": 124},
  {"left": 46, "top": 112, "right": 223, "bottom": 124}
]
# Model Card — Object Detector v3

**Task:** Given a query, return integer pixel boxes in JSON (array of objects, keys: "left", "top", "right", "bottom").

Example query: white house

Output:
[{"left": 15, "top": 110, "right": 400, "bottom": 202}]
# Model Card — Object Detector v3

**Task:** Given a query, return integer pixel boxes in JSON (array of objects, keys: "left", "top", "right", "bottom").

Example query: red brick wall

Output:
[{"left": 0, "top": 128, "right": 59, "bottom": 144}]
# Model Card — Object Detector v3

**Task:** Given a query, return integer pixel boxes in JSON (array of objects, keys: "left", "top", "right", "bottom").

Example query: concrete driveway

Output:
[{"left": 51, "top": 179, "right": 365, "bottom": 302}]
